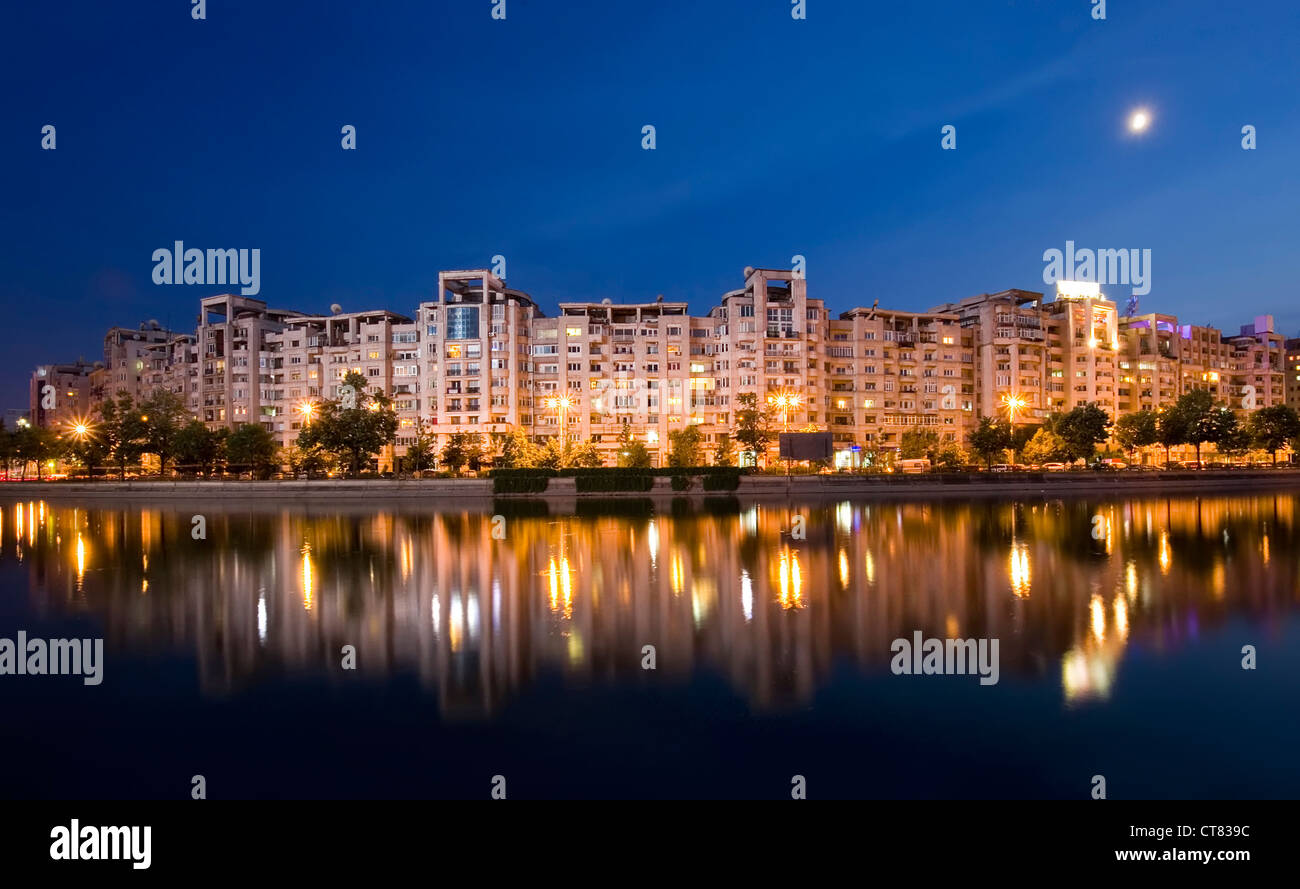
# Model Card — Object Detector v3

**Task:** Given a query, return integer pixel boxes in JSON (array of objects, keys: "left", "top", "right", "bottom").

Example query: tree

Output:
[
  {"left": 440, "top": 432, "right": 486, "bottom": 474},
  {"left": 1051, "top": 402, "right": 1112, "bottom": 464},
  {"left": 14, "top": 426, "right": 62, "bottom": 480},
  {"left": 932, "top": 441, "right": 966, "bottom": 468},
  {"left": 175, "top": 420, "right": 227, "bottom": 476},
  {"left": 494, "top": 427, "right": 540, "bottom": 469},
  {"left": 667, "top": 424, "right": 704, "bottom": 467},
  {"left": 616, "top": 424, "right": 653, "bottom": 468},
  {"left": 734, "top": 392, "right": 774, "bottom": 466},
  {"left": 1156, "top": 408, "right": 1187, "bottom": 467},
  {"left": 568, "top": 440, "right": 603, "bottom": 468},
  {"left": 284, "top": 441, "right": 331, "bottom": 478},
  {"left": 1022, "top": 428, "right": 1069, "bottom": 465},
  {"left": 1217, "top": 424, "right": 1254, "bottom": 462},
  {"left": 0, "top": 430, "right": 17, "bottom": 479},
  {"left": 899, "top": 427, "right": 940, "bottom": 460},
  {"left": 139, "top": 389, "right": 192, "bottom": 475},
  {"left": 536, "top": 437, "right": 602, "bottom": 469},
  {"left": 1247, "top": 405, "right": 1300, "bottom": 466},
  {"left": 296, "top": 371, "right": 399, "bottom": 476},
  {"left": 65, "top": 427, "right": 112, "bottom": 479},
  {"left": 1113, "top": 410, "right": 1159, "bottom": 462},
  {"left": 1163, "top": 389, "right": 1216, "bottom": 464},
  {"left": 226, "top": 423, "right": 279, "bottom": 478},
  {"left": 969, "top": 417, "right": 1013, "bottom": 468},
  {"left": 1009, "top": 424, "right": 1038, "bottom": 461},
  {"left": 1199, "top": 407, "right": 1241, "bottom": 463},
  {"left": 713, "top": 432, "right": 737, "bottom": 467},
  {"left": 400, "top": 418, "right": 439, "bottom": 473},
  {"left": 98, "top": 392, "right": 147, "bottom": 480}
]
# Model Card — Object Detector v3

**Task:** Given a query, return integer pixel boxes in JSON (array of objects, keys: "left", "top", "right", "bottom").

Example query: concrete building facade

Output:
[{"left": 29, "top": 268, "right": 1298, "bottom": 468}]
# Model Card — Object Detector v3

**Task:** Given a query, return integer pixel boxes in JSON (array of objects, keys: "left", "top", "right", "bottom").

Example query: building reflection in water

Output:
[{"left": 3, "top": 494, "right": 1297, "bottom": 716}]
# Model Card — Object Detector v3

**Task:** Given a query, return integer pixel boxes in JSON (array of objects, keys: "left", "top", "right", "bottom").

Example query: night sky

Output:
[{"left": 2, "top": 0, "right": 1297, "bottom": 409}]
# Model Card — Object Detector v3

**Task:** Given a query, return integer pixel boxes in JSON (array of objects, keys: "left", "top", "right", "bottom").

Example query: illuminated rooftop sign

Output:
[{"left": 1056, "top": 281, "right": 1101, "bottom": 299}]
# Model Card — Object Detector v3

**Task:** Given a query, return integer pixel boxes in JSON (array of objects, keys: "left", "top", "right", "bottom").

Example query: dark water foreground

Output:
[{"left": 0, "top": 494, "right": 1296, "bottom": 799}]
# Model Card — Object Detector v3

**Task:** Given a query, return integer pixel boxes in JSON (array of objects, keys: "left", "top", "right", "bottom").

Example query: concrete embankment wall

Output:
[{"left": 4, "top": 470, "right": 1300, "bottom": 505}]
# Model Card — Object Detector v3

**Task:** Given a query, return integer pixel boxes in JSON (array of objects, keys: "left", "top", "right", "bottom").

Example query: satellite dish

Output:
[
  {"left": 330, "top": 304, "right": 343, "bottom": 315},
  {"left": 743, "top": 266, "right": 755, "bottom": 277},
  {"left": 602, "top": 298, "right": 612, "bottom": 305}
]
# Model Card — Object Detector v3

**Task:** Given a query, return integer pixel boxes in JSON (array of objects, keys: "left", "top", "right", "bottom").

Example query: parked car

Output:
[
  {"left": 1040, "top": 462, "right": 1067, "bottom": 471},
  {"left": 990, "top": 464, "right": 1015, "bottom": 473},
  {"left": 898, "top": 458, "right": 932, "bottom": 474}
]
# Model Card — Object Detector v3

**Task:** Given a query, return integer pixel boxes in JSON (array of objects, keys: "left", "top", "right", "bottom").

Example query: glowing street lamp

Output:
[
  {"left": 1001, "top": 392, "right": 1027, "bottom": 425},
  {"left": 68, "top": 416, "right": 93, "bottom": 440},
  {"left": 767, "top": 391, "right": 803, "bottom": 433},
  {"left": 297, "top": 401, "right": 316, "bottom": 423},
  {"left": 543, "top": 393, "right": 576, "bottom": 443}
]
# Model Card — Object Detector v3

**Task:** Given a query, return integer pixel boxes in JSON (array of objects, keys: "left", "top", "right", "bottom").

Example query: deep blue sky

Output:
[{"left": 2, "top": 0, "right": 1297, "bottom": 409}]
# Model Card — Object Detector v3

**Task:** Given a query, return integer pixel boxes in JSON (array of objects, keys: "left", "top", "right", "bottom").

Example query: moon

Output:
[{"left": 1128, "top": 108, "right": 1152, "bottom": 134}]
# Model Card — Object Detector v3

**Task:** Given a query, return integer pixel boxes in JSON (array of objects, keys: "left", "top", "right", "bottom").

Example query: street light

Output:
[
  {"left": 543, "top": 393, "right": 575, "bottom": 445},
  {"left": 767, "top": 391, "right": 802, "bottom": 433},
  {"left": 297, "top": 402, "right": 315, "bottom": 423},
  {"left": 1001, "top": 392, "right": 1027, "bottom": 425},
  {"left": 768, "top": 390, "right": 803, "bottom": 475}
]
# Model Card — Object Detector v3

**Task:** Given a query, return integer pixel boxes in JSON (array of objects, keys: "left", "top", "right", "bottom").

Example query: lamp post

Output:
[
  {"left": 768, "top": 390, "right": 802, "bottom": 475},
  {"left": 1001, "top": 392, "right": 1026, "bottom": 425},
  {"left": 1000, "top": 393, "right": 1027, "bottom": 465},
  {"left": 543, "top": 393, "right": 575, "bottom": 453}
]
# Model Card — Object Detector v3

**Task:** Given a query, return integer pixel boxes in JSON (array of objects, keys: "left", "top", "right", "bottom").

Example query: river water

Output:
[{"left": 1, "top": 493, "right": 1296, "bottom": 798}]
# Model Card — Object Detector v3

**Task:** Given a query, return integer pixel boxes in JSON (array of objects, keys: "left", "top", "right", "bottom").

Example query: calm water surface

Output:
[{"left": 1, "top": 494, "right": 1297, "bottom": 799}]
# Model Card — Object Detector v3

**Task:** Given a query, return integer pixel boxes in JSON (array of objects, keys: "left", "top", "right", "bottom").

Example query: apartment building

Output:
[
  {"left": 268, "top": 308, "right": 416, "bottom": 446},
  {"left": 101, "top": 323, "right": 177, "bottom": 402},
  {"left": 1228, "top": 317, "right": 1285, "bottom": 410},
  {"left": 828, "top": 307, "right": 970, "bottom": 455},
  {"left": 29, "top": 359, "right": 99, "bottom": 433},
  {"left": 1118, "top": 313, "right": 1181, "bottom": 412},
  {"left": 418, "top": 269, "right": 541, "bottom": 448},
  {"left": 530, "top": 298, "right": 706, "bottom": 465},
  {"left": 1286, "top": 337, "right": 1300, "bottom": 412},
  {"left": 1117, "top": 312, "right": 1285, "bottom": 415},
  {"left": 193, "top": 295, "right": 306, "bottom": 428},
  {"left": 30, "top": 268, "right": 1295, "bottom": 469}
]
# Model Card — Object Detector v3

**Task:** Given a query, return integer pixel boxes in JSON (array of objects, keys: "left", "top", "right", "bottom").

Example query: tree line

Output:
[
  {"left": 24, "top": 374, "right": 1300, "bottom": 480},
  {"left": 963, "top": 393, "right": 1300, "bottom": 469}
]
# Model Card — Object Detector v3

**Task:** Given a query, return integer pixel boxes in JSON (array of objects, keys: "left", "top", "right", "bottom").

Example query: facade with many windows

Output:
[{"left": 30, "top": 268, "right": 1295, "bottom": 468}]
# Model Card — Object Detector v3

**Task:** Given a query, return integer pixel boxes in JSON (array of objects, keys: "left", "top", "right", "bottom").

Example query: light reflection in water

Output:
[
  {"left": 1009, "top": 542, "right": 1031, "bottom": 598},
  {"left": 0, "top": 494, "right": 1295, "bottom": 716},
  {"left": 301, "top": 542, "right": 314, "bottom": 612}
]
